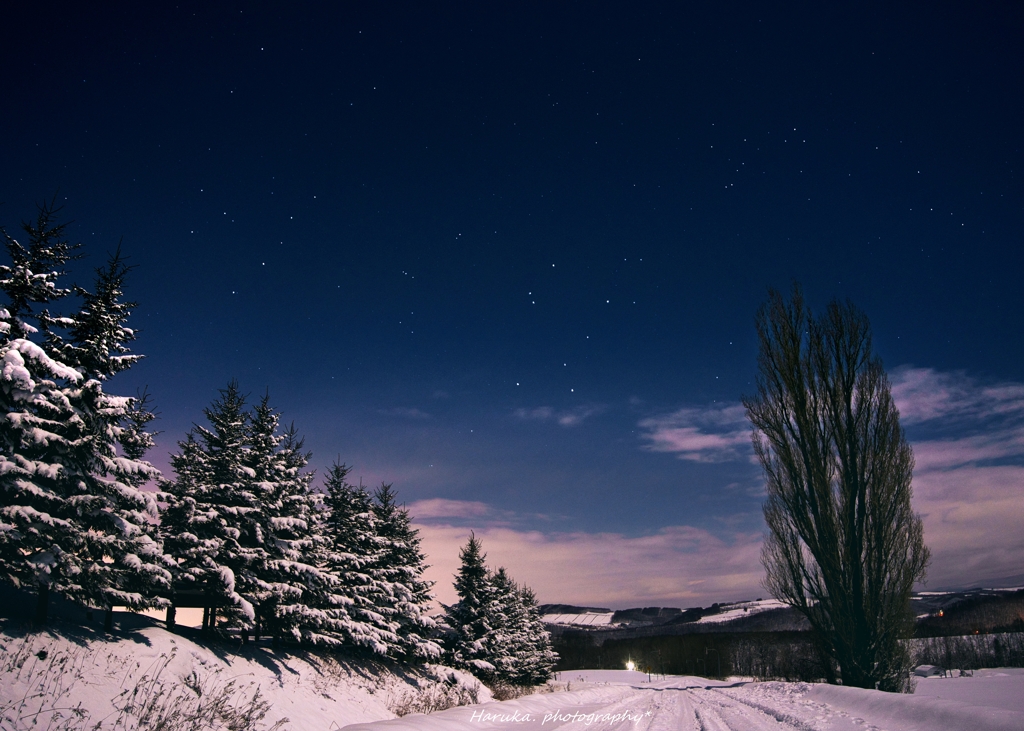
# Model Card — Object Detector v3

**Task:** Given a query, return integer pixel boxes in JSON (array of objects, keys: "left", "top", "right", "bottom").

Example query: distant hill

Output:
[
  {"left": 913, "top": 587, "right": 1024, "bottom": 637},
  {"left": 541, "top": 587, "right": 1024, "bottom": 642},
  {"left": 541, "top": 599, "right": 809, "bottom": 641}
]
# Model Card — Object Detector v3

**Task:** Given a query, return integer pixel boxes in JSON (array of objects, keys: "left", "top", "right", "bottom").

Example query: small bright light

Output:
[{"left": 626, "top": 661, "right": 635, "bottom": 672}]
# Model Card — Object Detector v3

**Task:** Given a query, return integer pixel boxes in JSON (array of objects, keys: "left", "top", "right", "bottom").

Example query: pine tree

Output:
[
  {"left": 0, "top": 198, "right": 78, "bottom": 340},
  {"left": 441, "top": 536, "right": 558, "bottom": 684},
  {"left": 481, "top": 568, "right": 557, "bottom": 686},
  {"left": 160, "top": 382, "right": 257, "bottom": 630},
  {"left": 307, "top": 462, "right": 398, "bottom": 654},
  {"left": 370, "top": 483, "right": 441, "bottom": 660},
  {"left": 442, "top": 533, "right": 496, "bottom": 676},
  {"left": 244, "top": 397, "right": 326, "bottom": 644},
  {"left": 58, "top": 250, "right": 170, "bottom": 628},
  {"left": 515, "top": 585, "right": 558, "bottom": 685},
  {"left": 484, "top": 567, "right": 521, "bottom": 684},
  {"left": 0, "top": 202, "right": 168, "bottom": 625}
]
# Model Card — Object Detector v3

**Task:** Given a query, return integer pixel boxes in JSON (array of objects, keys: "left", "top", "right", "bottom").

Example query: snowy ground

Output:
[
  {"left": 343, "top": 669, "right": 1024, "bottom": 731},
  {"left": 0, "top": 614, "right": 489, "bottom": 731},
  {"left": 4, "top": 610, "right": 1024, "bottom": 731},
  {"left": 911, "top": 668, "right": 1024, "bottom": 714}
]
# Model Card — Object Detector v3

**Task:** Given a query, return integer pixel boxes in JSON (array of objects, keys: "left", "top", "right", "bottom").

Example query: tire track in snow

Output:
[
  {"left": 693, "top": 702, "right": 733, "bottom": 731},
  {"left": 530, "top": 688, "right": 661, "bottom": 731},
  {"left": 687, "top": 687, "right": 820, "bottom": 731},
  {"left": 639, "top": 689, "right": 699, "bottom": 731}
]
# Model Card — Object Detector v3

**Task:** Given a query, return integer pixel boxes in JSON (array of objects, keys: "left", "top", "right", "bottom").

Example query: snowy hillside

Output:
[
  {"left": 692, "top": 599, "right": 790, "bottom": 624},
  {"left": 0, "top": 612, "right": 489, "bottom": 731}
]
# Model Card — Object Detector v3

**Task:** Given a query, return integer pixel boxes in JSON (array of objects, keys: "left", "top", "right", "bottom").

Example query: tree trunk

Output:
[
  {"left": 34, "top": 583, "right": 49, "bottom": 627},
  {"left": 202, "top": 605, "right": 210, "bottom": 634},
  {"left": 104, "top": 607, "right": 114, "bottom": 633},
  {"left": 166, "top": 605, "right": 176, "bottom": 630}
]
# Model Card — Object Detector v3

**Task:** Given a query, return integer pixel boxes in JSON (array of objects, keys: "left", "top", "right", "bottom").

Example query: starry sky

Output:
[{"left": 3, "top": 2, "right": 1023, "bottom": 609}]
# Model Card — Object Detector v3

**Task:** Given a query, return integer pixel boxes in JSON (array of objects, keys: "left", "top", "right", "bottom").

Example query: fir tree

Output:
[
  {"left": 370, "top": 483, "right": 440, "bottom": 660},
  {"left": 484, "top": 567, "right": 521, "bottom": 684},
  {"left": 244, "top": 397, "right": 325, "bottom": 644},
  {"left": 0, "top": 198, "right": 78, "bottom": 340},
  {"left": 58, "top": 250, "right": 169, "bottom": 628},
  {"left": 442, "top": 536, "right": 558, "bottom": 685},
  {"left": 480, "top": 567, "right": 556, "bottom": 686},
  {"left": 160, "top": 382, "right": 257, "bottom": 630},
  {"left": 307, "top": 462, "right": 398, "bottom": 654},
  {"left": 442, "top": 533, "right": 496, "bottom": 676},
  {"left": 514, "top": 585, "right": 558, "bottom": 685},
  {"left": 58, "top": 246, "right": 141, "bottom": 379},
  {"left": 0, "top": 202, "right": 168, "bottom": 625}
]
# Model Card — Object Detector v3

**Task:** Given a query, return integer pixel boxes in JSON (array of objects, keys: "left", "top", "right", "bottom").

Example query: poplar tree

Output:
[{"left": 744, "top": 285, "right": 929, "bottom": 691}]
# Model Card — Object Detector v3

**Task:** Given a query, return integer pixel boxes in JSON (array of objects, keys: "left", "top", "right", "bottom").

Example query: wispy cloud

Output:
[
  {"left": 407, "top": 498, "right": 554, "bottom": 529},
  {"left": 408, "top": 498, "right": 493, "bottom": 520},
  {"left": 890, "top": 367, "right": 1024, "bottom": 589},
  {"left": 637, "top": 404, "right": 750, "bottom": 462},
  {"left": 891, "top": 366, "right": 1024, "bottom": 426},
  {"left": 414, "top": 515, "right": 764, "bottom": 609},
  {"left": 513, "top": 404, "right": 604, "bottom": 427}
]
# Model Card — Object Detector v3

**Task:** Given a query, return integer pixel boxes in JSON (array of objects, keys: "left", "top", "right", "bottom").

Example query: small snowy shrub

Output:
[
  {"left": 388, "top": 669, "right": 484, "bottom": 717},
  {"left": 487, "top": 682, "right": 536, "bottom": 701}
]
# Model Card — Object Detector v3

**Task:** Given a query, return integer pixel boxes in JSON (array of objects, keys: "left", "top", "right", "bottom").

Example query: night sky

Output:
[{"left": 3, "top": 2, "right": 1022, "bottom": 608}]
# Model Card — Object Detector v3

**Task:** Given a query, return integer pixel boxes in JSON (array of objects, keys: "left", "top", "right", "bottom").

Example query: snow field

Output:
[
  {"left": 910, "top": 668, "right": 1024, "bottom": 713},
  {"left": 343, "top": 668, "right": 1024, "bottom": 731},
  {"left": 0, "top": 623, "right": 490, "bottom": 731}
]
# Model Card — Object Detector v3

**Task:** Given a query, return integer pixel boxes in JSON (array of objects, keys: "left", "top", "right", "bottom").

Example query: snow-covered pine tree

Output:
[
  {"left": 480, "top": 567, "right": 556, "bottom": 686},
  {"left": 512, "top": 584, "right": 558, "bottom": 685},
  {"left": 244, "top": 396, "right": 326, "bottom": 644},
  {"left": 160, "top": 382, "right": 257, "bottom": 631},
  {"left": 370, "top": 483, "right": 441, "bottom": 660},
  {"left": 57, "top": 249, "right": 170, "bottom": 629},
  {"left": 0, "top": 202, "right": 84, "bottom": 623},
  {"left": 442, "top": 533, "right": 496, "bottom": 677},
  {"left": 483, "top": 567, "right": 520, "bottom": 685},
  {"left": 0, "top": 202, "right": 168, "bottom": 625},
  {"left": 441, "top": 537, "right": 558, "bottom": 685},
  {"left": 307, "top": 462, "right": 398, "bottom": 654}
]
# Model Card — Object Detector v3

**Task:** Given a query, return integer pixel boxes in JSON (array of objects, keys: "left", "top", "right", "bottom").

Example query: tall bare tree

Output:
[{"left": 743, "top": 286, "right": 929, "bottom": 691}]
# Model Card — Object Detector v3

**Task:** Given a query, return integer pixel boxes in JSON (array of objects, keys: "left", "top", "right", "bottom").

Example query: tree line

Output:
[{"left": 0, "top": 201, "right": 555, "bottom": 685}]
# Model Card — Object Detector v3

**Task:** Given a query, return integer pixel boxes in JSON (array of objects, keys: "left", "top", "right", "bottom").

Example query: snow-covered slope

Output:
[
  {"left": 0, "top": 614, "right": 489, "bottom": 730},
  {"left": 693, "top": 599, "right": 789, "bottom": 624}
]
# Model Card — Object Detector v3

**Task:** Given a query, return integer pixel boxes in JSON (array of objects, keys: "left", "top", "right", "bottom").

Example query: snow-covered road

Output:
[{"left": 342, "top": 670, "right": 1024, "bottom": 731}]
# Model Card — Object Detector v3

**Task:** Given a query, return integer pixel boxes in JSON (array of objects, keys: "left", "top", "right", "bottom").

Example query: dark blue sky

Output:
[{"left": 3, "top": 1, "right": 1022, "bottom": 607}]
